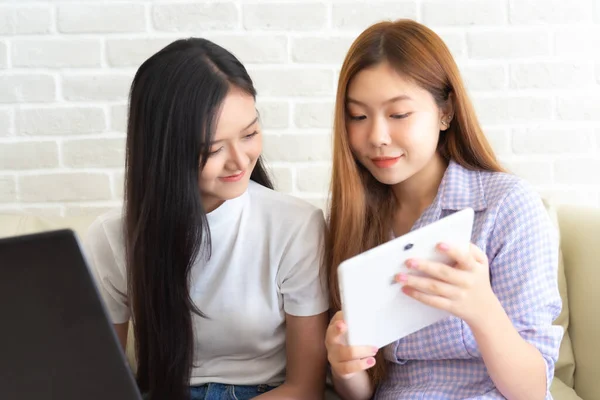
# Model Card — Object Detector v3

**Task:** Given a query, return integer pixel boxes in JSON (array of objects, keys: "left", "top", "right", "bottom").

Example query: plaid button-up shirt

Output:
[{"left": 375, "top": 160, "right": 563, "bottom": 400}]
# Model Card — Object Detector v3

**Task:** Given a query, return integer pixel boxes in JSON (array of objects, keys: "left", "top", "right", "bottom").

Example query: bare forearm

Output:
[
  {"left": 332, "top": 370, "right": 374, "bottom": 400},
  {"left": 266, "top": 312, "right": 327, "bottom": 400},
  {"left": 469, "top": 299, "right": 547, "bottom": 400}
]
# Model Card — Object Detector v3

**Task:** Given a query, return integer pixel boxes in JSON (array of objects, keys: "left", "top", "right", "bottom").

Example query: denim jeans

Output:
[
  {"left": 190, "top": 383, "right": 276, "bottom": 399},
  {"left": 143, "top": 383, "right": 277, "bottom": 400}
]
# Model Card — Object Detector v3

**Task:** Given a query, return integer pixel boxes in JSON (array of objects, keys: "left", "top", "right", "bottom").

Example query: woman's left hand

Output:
[{"left": 395, "top": 242, "right": 499, "bottom": 326}]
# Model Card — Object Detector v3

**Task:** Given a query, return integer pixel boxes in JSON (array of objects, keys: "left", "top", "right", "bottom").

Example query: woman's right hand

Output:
[{"left": 325, "top": 311, "right": 379, "bottom": 379}]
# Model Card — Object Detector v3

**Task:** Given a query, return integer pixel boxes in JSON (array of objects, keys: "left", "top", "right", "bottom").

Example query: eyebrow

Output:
[
  {"left": 210, "top": 115, "right": 259, "bottom": 145},
  {"left": 346, "top": 95, "right": 413, "bottom": 107}
]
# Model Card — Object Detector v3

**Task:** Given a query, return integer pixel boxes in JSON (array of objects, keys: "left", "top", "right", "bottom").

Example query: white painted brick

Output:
[
  {"left": 332, "top": 2, "right": 418, "bottom": 30},
  {"left": 153, "top": 3, "right": 237, "bottom": 31},
  {"left": 58, "top": 3, "right": 145, "bottom": 33},
  {"left": 62, "top": 73, "right": 133, "bottom": 102},
  {"left": 294, "top": 102, "right": 334, "bottom": 129},
  {"left": 468, "top": 31, "right": 550, "bottom": 59},
  {"left": 555, "top": 158, "right": 600, "bottom": 185},
  {"left": 510, "top": 0, "right": 593, "bottom": 24},
  {"left": 112, "top": 171, "right": 124, "bottom": 200},
  {"left": 17, "top": 107, "right": 106, "bottom": 136},
  {"left": 0, "top": 141, "right": 58, "bottom": 169},
  {"left": 0, "top": 5, "right": 51, "bottom": 34},
  {"left": 19, "top": 173, "right": 112, "bottom": 202},
  {"left": 0, "top": 175, "right": 16, "bottom": 202},
  {"left": 257, "top": 101, "right": 289, "bottom": 130},
  {"left": 0, "top": 74, "right": 55, "bottom": 103},
  {"left": 208, "top": 35, "right": 287, "bottom": 64},
  {"left": 62, "top": 138, "right": 125, "bottom": 168},
  {"left": 510, "top": 63, "right": 595, "bottom": 89},
  {"left": 473, "top": 96, "right": 553, "bottom": 124},
  {"left": 0, "top": 109, "right": 9, "bottom": 136},
  {"left": 64, "top": 205, "right": 119, "bottom": 218},
  {"left": 503, "top": 160, "right": 553, "bottom": 185},
  {"left": 263, "top": 134, "right": 331, "bottom": 162},
  {"left": 557, "top": 96, "right": 600, "bottom": 121},
  {"left": 423, "top": 0, "right": 506, "bottom": 26},
  {"left": 512, "top": 128, "right": 594, "bottom": 154},
  {"left": 297, "top": 165, "right": 331, "bottom": 193},
  {"left": 244, "top": 2, "right": 326, "bottom": 31},
  {"left": 106, "top": 38, "right": 173, "bottom": 67},
  {"left": 291, "top": 37, "right": 353, "bottom": 64},
  {"left": 538, "top": 189, "right": 599, "bottom": 207},
  {"left": 269, "top": 166, "right": 293, "bottom": 193},
  {"left": 0, "top": 0, "right": 597, "bottom": 213},
  {"left": 250, "top": 69, "right": 333, "bottom": 97},
  {"left": 461, "top": 64, "right": 506, "bottom": 90},
  {"left": 0, "top": 41, "right": 6, "bottom": 68},
  {"left": 110, "top": 104, "right": 127, "bottom": 133},
  {"left": 434, "top": 31, "right": 466, "bottom": 59},
  {"left": 483, "top": 128, "right": 510, "bottom": 156},
  {"left": 554, "top": 28, "right": 600, "bottom": 58},
  {"left": 12, "top": 39, "right": 101, "bottom": 68}
]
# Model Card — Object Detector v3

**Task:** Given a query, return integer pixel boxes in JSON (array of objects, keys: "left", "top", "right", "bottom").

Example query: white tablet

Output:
[{"left": 338, "top": 207, "right": 475, "bottom": 349}]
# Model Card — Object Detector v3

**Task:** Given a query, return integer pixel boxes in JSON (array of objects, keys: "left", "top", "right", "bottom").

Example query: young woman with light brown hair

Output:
[{"left": 324, "top": 20, "right": 562, "bottom": 400}]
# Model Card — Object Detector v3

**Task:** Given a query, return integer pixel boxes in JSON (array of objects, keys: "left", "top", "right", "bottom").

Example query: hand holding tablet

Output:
[{"left": 337, "top": 208, "right": 475, "bottom": 349}]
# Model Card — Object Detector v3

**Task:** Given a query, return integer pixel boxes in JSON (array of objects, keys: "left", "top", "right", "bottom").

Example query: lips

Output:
[
  {"left": 219, "top": 170, "right": 246, "bottom": 183},
  {"left": 371, "top": 156, "right": 402, "bottom": 168}
]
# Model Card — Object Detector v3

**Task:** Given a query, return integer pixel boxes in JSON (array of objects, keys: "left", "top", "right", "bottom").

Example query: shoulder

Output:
[
  {"left": 84, "top": 209, "right": 126, "bottom": 271},
  {"left": 476, "top": 170, "right": 555, "bottom": 246},
  {"left": 478, "top": 170, "right": 542, "bottom": 213},
  {"left": 86, "top": 208, "right": 124, "bottom": 244}
]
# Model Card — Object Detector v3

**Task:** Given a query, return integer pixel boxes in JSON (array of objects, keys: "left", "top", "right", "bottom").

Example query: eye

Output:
[
  {"left": 244, "top": 131, "right": 259, "bottom": 139},
  {"left": 348, "top": 115, "right": 366, "bottom": 121},
  {"left": 208, "top": 147, "right": 223, "bottom": 156},
  {"left": 390, "top": 113, "right": 410, "bottom": 119}
]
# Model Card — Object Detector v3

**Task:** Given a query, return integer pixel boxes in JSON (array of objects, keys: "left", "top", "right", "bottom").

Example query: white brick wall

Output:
[{"left": 0, "top": 0, "right": 599, "bottom": 216}]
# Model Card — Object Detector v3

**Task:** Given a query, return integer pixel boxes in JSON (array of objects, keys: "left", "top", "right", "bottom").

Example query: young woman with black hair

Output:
[{"left": 84, "top": 38, "right": 328, "bottom": 400}]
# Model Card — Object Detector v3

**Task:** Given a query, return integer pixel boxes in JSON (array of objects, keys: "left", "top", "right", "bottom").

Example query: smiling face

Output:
[
  {"left": 198, "top": 87, "right": 262, "bottom": 212},
  {"left": 346, "top": 62, "right": 450, "bottom": 187}
]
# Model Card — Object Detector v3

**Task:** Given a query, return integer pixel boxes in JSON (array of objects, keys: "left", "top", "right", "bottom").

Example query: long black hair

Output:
[{"left": 124, "top": 38, "right": 273, "bottom": 400}]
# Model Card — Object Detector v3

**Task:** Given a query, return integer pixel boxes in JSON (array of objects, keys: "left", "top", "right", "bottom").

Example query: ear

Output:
[{"left": 439, "top": 92, "right": 455, "bottom": 132}]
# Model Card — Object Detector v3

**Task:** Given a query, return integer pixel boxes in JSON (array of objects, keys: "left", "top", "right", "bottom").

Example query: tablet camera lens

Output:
[{"left": 404, "top": 243, "right": 414, "bottom": 251}]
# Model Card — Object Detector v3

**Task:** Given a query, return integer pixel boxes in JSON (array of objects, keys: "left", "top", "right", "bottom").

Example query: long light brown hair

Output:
[{"left": 325, "top": 19, "right": 504, "bottom": 384}]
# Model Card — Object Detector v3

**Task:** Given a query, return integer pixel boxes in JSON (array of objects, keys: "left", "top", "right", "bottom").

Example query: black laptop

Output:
[{"left": 0, "top": 229, "right": 143, "bottom": 400}]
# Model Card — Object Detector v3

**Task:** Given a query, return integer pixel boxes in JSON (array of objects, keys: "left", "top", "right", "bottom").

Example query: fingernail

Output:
[
  {"left": 366, "top": 357, "right": 375, "bottom": 366},
  {"left": 406, "top": 259, "right": 418, "bottom": 269},
  {"left": 396, "top": 274, "right": 408, "bottom": 283},
  {"left": 438, "top": 243, "right": 449, "bottom": 251}
]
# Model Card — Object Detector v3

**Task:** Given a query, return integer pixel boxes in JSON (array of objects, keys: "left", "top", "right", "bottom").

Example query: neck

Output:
[
  {"left": 202, "top": 196, "right": 224, "bottom": 214},
  {"left": 392, "top": 153, "right": 448, "bottom": 217}
]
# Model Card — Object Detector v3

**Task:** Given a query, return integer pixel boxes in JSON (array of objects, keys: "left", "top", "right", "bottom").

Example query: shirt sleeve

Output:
[
  {"left": 488, "top": 181, "right": 564, "bottom": 390},
  {"left": 83, "top": 216, "right": 130, "bottom": 324},
  {"left": 277, "top": 208, "right": 329, "bottom": 317}
]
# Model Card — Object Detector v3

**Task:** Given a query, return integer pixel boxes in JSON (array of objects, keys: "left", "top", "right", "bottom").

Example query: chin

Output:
[
  {"left": 366, "top": 168, "right": 407, "bottom": 186},
  {"left": 373, "top": 176, "right": 403, "bottom": 186},
  {"left": 219, "top": 181, "right": 250, "bottom": 200}
]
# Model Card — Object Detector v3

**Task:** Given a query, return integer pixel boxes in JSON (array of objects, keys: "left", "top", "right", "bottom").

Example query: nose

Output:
[
  {"left": 226, "top": 143, "right": 249, "bottom": 172},
  {"left": 368, "top": 116, "right": 391, "bottom": 147}
]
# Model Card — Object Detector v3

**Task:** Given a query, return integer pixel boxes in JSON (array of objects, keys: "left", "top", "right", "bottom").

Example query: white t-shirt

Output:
[{"left": 83, "top": 181, "right": 329, "bottom": 386}]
